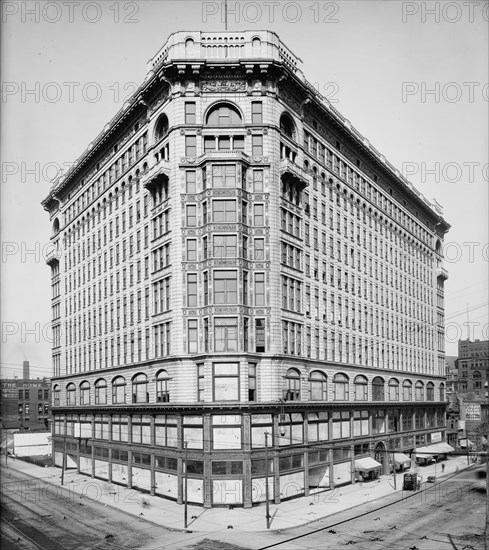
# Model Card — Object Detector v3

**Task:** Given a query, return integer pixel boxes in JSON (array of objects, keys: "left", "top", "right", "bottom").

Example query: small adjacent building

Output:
[{"left": 1, "top": 362, "right": 51, "bottom": 432}]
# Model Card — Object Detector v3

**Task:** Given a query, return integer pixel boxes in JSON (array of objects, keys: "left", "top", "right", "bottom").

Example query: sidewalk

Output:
[{"left": 2, "top": 453, "right": 474, "bottom": 533}]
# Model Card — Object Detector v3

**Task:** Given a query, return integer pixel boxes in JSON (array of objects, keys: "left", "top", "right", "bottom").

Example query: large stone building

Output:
[{"left": 43, "top": 31, "right": 450, "bottom": 507}]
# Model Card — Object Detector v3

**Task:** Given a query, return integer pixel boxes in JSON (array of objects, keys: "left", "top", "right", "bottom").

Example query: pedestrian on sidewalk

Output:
[{"left": 441, "top": 463, "right": 445, "bottom": 473}]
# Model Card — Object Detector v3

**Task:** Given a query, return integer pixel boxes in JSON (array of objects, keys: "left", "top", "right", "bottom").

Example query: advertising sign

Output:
[{"left": 465, "top": 404, "right": 481, "bottom": 421}]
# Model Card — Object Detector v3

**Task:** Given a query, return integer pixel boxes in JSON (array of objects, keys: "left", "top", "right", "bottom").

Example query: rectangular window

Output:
[
  {"left": 214, "top": 317, "right": 238, "bottom": 352},
  {"left": 248, "top": 362, "right": 256, "bottom": 401},
  {"left": 214, "top": 270, "right": 237, "bottom": 304},
  {"left": 186, "top": 204, "right": 197, "bottom": 226},
  {"left": 186, "top": 170, "right": 196, "bottom": 193},
  {"left": 213, "top": 362, "right": 239, "bottom": 401},
  {"left": 213, "top": 200, "right": 236, "bottom": 223},
  {"left": 252, "top": 135, "right": 263, "bottom": 156},
  {"left": 213, "top": 235, "right": 237, "bottom": 258},
  {"left": 185, "top": 135, "right": 197, "bottom": 156},
  {"left": 255, "top": 319, "right": 265, "bottom": 352},
  {"left": 253, "top": 169, "right": 263, "bottom": 192},
  {"left": 187, "top": 273, "right": 198, "bottom": 307},
  {"left": 187, "top": 239, "right": 197, "bottom": 261},
  {"left": 213, "top": 165, "right": 236, "bottom": 188},
  {"left": 251, "top": 101, "right": 263, "bottom": 124},
  {"left": 185, "top": 102, "right": 196, "bottom": 124},
  {"left": 253, "top": 204, "right": 264, "bottom": 226},
  {"left": 188, "top": 320, "right": 198, "bottom": 353},
  {"left": 254, "top": 273, "right": 265, "bottom": 306}
]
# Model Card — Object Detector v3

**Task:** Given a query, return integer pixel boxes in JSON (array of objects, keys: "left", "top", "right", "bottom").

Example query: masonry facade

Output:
[{"left": 43, "top": 31, "right": 450, "bottom": 507}]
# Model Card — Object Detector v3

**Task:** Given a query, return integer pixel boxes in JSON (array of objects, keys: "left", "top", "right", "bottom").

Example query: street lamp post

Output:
[{"left": 264, "top": 431, "right": 271, "bottom": 529}]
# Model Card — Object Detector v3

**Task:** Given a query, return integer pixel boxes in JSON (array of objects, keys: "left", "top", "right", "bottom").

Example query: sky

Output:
[{"left": 1, "top": 0, "right": 488, "bottom": 378}]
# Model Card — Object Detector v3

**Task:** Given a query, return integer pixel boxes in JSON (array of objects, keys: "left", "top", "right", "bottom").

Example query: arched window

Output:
[
  {"left": 333, "top": 373, "right": 349, "bottom": 401},
  {"left": 388, "top": 378, "right": 400, "bottom": 401},
  {"left": 155, "top": 113, "right": 169, "bottom": 142},
  {"left": 52, "top": 218, "right": 60, "bottom": 236},
  {"left": 354, "top": 375, "right": 368, "bottom": 401},
  {"left": 280, "top": 113, "right": 296, "bottom": 140},
  {"left": 66, "top": 383, "right": 76, "bottom": 406},
  {"left": 185, "top": 37, "right": 195, "bottom": 56},
  {"left": 309, "top": 371, "right": 327, "bottom": 401},
  {"left": 132, "top": 373, "right": 149, "bottom": 403},
  {"left": 473, "top": 370, "right": 482, "bottom": 379},
  {"left": 426, "top": 382, "right": 434, "bottom": 401},
  {"left": 439, "top": 383, "right": 445, "bottom": 402},
  {"left": 415, "top": 381, "right": 424, "bottom": 401},
  {"left": 112, "top": 376, "right": 126, "bottom": 404},
  {"left": 53, "top": 385, "right": 60, "bottom": 406},
  {"left": 372, "top": 377, "right": 385, "bottom": 401},
  {"left": 284, "top": 368, "right": 301, "bottom": 401},
  {"left": 95, "top": 379, "right": 107, "bottom": 405},
  {"left": 206, "top": 103, "right": 242, "bottom": 126},
  {"left": 156, "top": 370, "right": 170, "bottom": 403},
  {"left": 403, "top": 380, "right": 412, "bottom": 401},
  {"left": 80, "top": 381, "right": 90, "bottom": 405}
]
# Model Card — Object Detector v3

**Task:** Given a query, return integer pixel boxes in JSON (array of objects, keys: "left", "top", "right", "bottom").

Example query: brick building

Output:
[
  {"left": 43, "top": 31, "right": 450, "bottom": 507},
  {"left": 0, "top": 361, "right": 51, "bottom": 432}
]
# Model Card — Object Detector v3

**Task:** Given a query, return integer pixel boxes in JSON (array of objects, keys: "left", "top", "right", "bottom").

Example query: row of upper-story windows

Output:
[
  {"left": 300, "top": 127, "right": 432, "bottom": 246},
  {"left": 183, "top": 166, "right": 264, "bottom": 194},
  {"left": 283, "top": 369, "right": 445, "bottom": 403},
  {"left": 53, "top": 369, "right": 444, "bottom": 407},
  {"left": 184, "top": 199, "right": 265, "bottom": 226}
]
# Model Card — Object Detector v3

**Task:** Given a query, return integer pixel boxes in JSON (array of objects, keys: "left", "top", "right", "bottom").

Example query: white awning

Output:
[
  {"left": 393, "top": 452, "right": 411, "bottom": 466},
  {"left": 415, "top": 442, "right": 454, "bottom": 457},
  {"left": 355, "top": 457, "right": 382, "bottom": 471}
]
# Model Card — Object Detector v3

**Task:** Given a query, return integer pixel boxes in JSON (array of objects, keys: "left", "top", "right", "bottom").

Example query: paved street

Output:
[{"left": 1, "top": 456, "right": 485, "bottom": 550}]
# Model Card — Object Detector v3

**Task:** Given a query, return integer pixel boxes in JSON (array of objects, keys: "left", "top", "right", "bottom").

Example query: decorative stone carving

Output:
[{"left": 201, "top": 80, "right": 246, "bottom": 93}]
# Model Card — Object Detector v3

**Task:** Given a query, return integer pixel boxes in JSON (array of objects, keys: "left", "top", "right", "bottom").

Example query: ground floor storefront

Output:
[{"left": 51, "top": 403, "right": 447, "bottom": 507}]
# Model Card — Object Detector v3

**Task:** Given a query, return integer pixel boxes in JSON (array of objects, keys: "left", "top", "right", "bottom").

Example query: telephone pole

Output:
[{"left": 264, "top": 431, "right": 271, "bottom": 529}]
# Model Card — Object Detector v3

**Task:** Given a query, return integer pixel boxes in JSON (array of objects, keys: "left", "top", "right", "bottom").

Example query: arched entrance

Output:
[{"left": 374, "top": 441, "right": 389, "bottom": 474}]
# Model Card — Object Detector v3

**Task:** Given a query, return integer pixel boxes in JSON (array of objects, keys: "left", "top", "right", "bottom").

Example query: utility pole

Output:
[
  {"left": 264, "top": 431, "right": 271, "bottom": 529},
  {"left": 224, "top": 0, "right": 228, "bottom": 31},
  {"left": 392, "top": 450, "right": 397, "bottom": 490},
  {"left": 183, "top": 440, "right": 188, "bottom": 529},
  {"left": 61, "top": 435, "right": 67, "bottom": 485},
  {"left": 4, "top": 429, "right": 8, "bottom": 467}
]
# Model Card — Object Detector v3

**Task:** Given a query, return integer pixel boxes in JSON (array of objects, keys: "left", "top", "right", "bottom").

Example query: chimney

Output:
[{"left": 23, "top": 361, "right": 30, "bottom": 380}]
